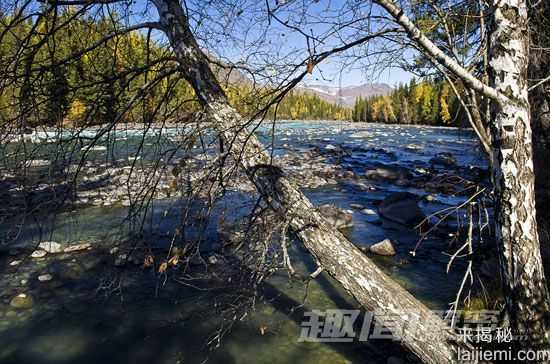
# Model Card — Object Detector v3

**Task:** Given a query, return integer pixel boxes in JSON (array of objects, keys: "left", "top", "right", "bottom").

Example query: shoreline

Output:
[{"left": 6, "top": 120, "right": 473, "bottom": 138}]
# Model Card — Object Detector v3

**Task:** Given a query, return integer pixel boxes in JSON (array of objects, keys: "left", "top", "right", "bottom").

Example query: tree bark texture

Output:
[{"left": 488, "top": 0, "right": 550, "bottom": 349}]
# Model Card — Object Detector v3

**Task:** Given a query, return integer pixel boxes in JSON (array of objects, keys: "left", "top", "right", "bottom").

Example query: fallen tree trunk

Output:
[{"left": 152, "top": 0, "right": 469, "bottom": 362}]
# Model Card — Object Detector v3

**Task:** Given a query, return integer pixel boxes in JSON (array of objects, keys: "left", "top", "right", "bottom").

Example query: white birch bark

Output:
[
  {"left": 375, "top": 0, "right": 550, "bottom": 350},
  {"left": 488, "top": 0, "right": 550, "bottom": 349}
]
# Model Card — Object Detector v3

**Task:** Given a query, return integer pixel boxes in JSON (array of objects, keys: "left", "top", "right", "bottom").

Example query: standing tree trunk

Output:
[
  {"left": 374, "top": 0, "right": 550, "bottom": 351},
  {"left": 151, "top": 0, "right": 469, "bottom": 362},
  {"left": 488, "top": 0, "right": 550, "bottom": 349}
]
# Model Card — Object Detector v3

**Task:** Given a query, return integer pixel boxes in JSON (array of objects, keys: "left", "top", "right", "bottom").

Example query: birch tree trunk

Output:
[
  {"left": 374, "top": 0, "right": 550, "bottom": 351},
  {"left": 151, "top": 0, "right": 469, "bottom": 362},
  {"left": 488, "top": 0, "right": 550, "bottom": 349}
]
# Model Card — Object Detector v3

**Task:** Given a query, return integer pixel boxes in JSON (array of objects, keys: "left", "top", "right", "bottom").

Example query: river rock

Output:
[
  {"left": 368, "top": 239, "right": 396, "bottom": 256},
  {"left": 38, "top": 274, "right": 53, "bottom": 282},
  {"left": 318, "top": 204, "right": 353, "bottom": 230},
  {"left": 429, "top": 152, "right": 457, "bottom": 167},
  {"left": 28, "top": 159, "right": 50, "bottom": 167},
  {"left": 379, "top": 192, "right": 426, "bottom": 227},
  {"left": 31, "top": 250, "right": 47, "bottom": 258},
  {"left": 114, "top": 254, "right": 127, "bottom": 267},
  {"left": 63, "top": 242, "right": 91, "bottom": 253},
  {"left": 365, "top": 165, "right": 411, "bottom": 181},
  {"left": 10, "top": 293, "right": 33, "bottom": 309},
  {"left": 360, "top": 208, "right": 377, "bottom": 215},
  {"left": 89, "top": 145, "right": 107, "bottom": 151},
  {"left": 38, "top": 241, "right": 63, "bottom": 254}
]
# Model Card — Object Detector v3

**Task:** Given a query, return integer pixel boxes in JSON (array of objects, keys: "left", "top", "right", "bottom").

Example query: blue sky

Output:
[
  {"left": 139, "top": 0, "right": 414, "bottom": 87},
  {"left": 302, "top": 59, "right": 413, "bottom": 88}
]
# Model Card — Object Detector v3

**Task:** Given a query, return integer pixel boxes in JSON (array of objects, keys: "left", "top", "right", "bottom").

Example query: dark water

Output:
[{"left": 0, "top": 121, "right": 488, "bottom": 364}]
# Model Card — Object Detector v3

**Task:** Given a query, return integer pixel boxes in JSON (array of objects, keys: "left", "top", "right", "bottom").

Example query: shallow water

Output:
[{"left": 0, "top": 121, "right": 488, "bottom": 364}]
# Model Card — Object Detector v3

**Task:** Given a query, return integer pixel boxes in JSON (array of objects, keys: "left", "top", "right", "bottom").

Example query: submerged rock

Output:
[
  {"left": 10, "top": 293, "right": 33, "bottom": 309},
  {"left": 207, "top": 255, "right": 219, "bottom": 265},
  {"left": 318, "top": 204, "right": 353, "bottom": 230},
  {"left": 368, "top": 239, "right": 396, "bottom": 256},
  {"left": 387, "top": 357, "right": 405, "bottom": 364},
  {"left": 8, "top": 248, "right": 21, "bottom": 256},
  {"left": 430, "top": 152, "right": 457, "bottom": 167},
  {"left": 365, "top": 165, "right": 411, "bottom": 181},
  {"left": 379, "top": 192, "right": 426, "bottom": 228},
  {"left": 114, "top": 254, "right": 128, "bottom": 267}
]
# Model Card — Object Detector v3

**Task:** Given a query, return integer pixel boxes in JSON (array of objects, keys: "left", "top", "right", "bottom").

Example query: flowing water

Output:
[{"left": 0, "top": 121, "right": 488, "bottom": 364}]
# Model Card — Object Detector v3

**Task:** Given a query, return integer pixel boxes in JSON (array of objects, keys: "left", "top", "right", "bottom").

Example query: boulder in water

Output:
[
  {"left": 318, "top": 204, "right": 353, "bottom": 230},
  {"left": 368, "top": 239, "right": 396, "bottom": 256},
  {"left": 379, "top": 192, "right": 426, "bottom": 228}
]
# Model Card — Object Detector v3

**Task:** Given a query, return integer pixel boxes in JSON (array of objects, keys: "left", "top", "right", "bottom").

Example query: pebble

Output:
[{"left": 9, "top": 260, "right": 21, "bottom": 266}]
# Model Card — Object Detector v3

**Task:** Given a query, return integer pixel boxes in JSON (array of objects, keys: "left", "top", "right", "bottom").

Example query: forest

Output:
[
  {"left": 352, "top": 79, "right": 459, "bottom": 126},
  {"left": 0, "top": 10, "right": 351, "bottom": 126}
]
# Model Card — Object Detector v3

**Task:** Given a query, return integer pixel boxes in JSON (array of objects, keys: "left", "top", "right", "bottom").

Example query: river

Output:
[{"left": 0, "top": 121, "right": 490, "bottom": 364}]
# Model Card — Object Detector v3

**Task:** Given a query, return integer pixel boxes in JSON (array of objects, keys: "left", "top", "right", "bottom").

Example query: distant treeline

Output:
[
  {"left": 352, "top": 78, "right": 463, "bottom": 126},
  {"left": 0, "top": 10, "right": 350, "bottom": 128},
  {"left": 267, "top": 90, "right": 351, "bottom": 121}
]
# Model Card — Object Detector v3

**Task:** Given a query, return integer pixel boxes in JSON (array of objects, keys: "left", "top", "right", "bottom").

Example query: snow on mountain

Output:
[{"left": 296, "top": 83, "right": 393, "bottom": 106}]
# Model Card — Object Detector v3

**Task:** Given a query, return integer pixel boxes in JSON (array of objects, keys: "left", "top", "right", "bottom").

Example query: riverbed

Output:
[{"left": 0, "top": 121, "right": 490, "bottom": 364}]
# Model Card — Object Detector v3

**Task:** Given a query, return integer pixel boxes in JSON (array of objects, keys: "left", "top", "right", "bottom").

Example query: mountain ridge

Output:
[{"left": 296, "top": 83, "right": 393, "bottom": 106}]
